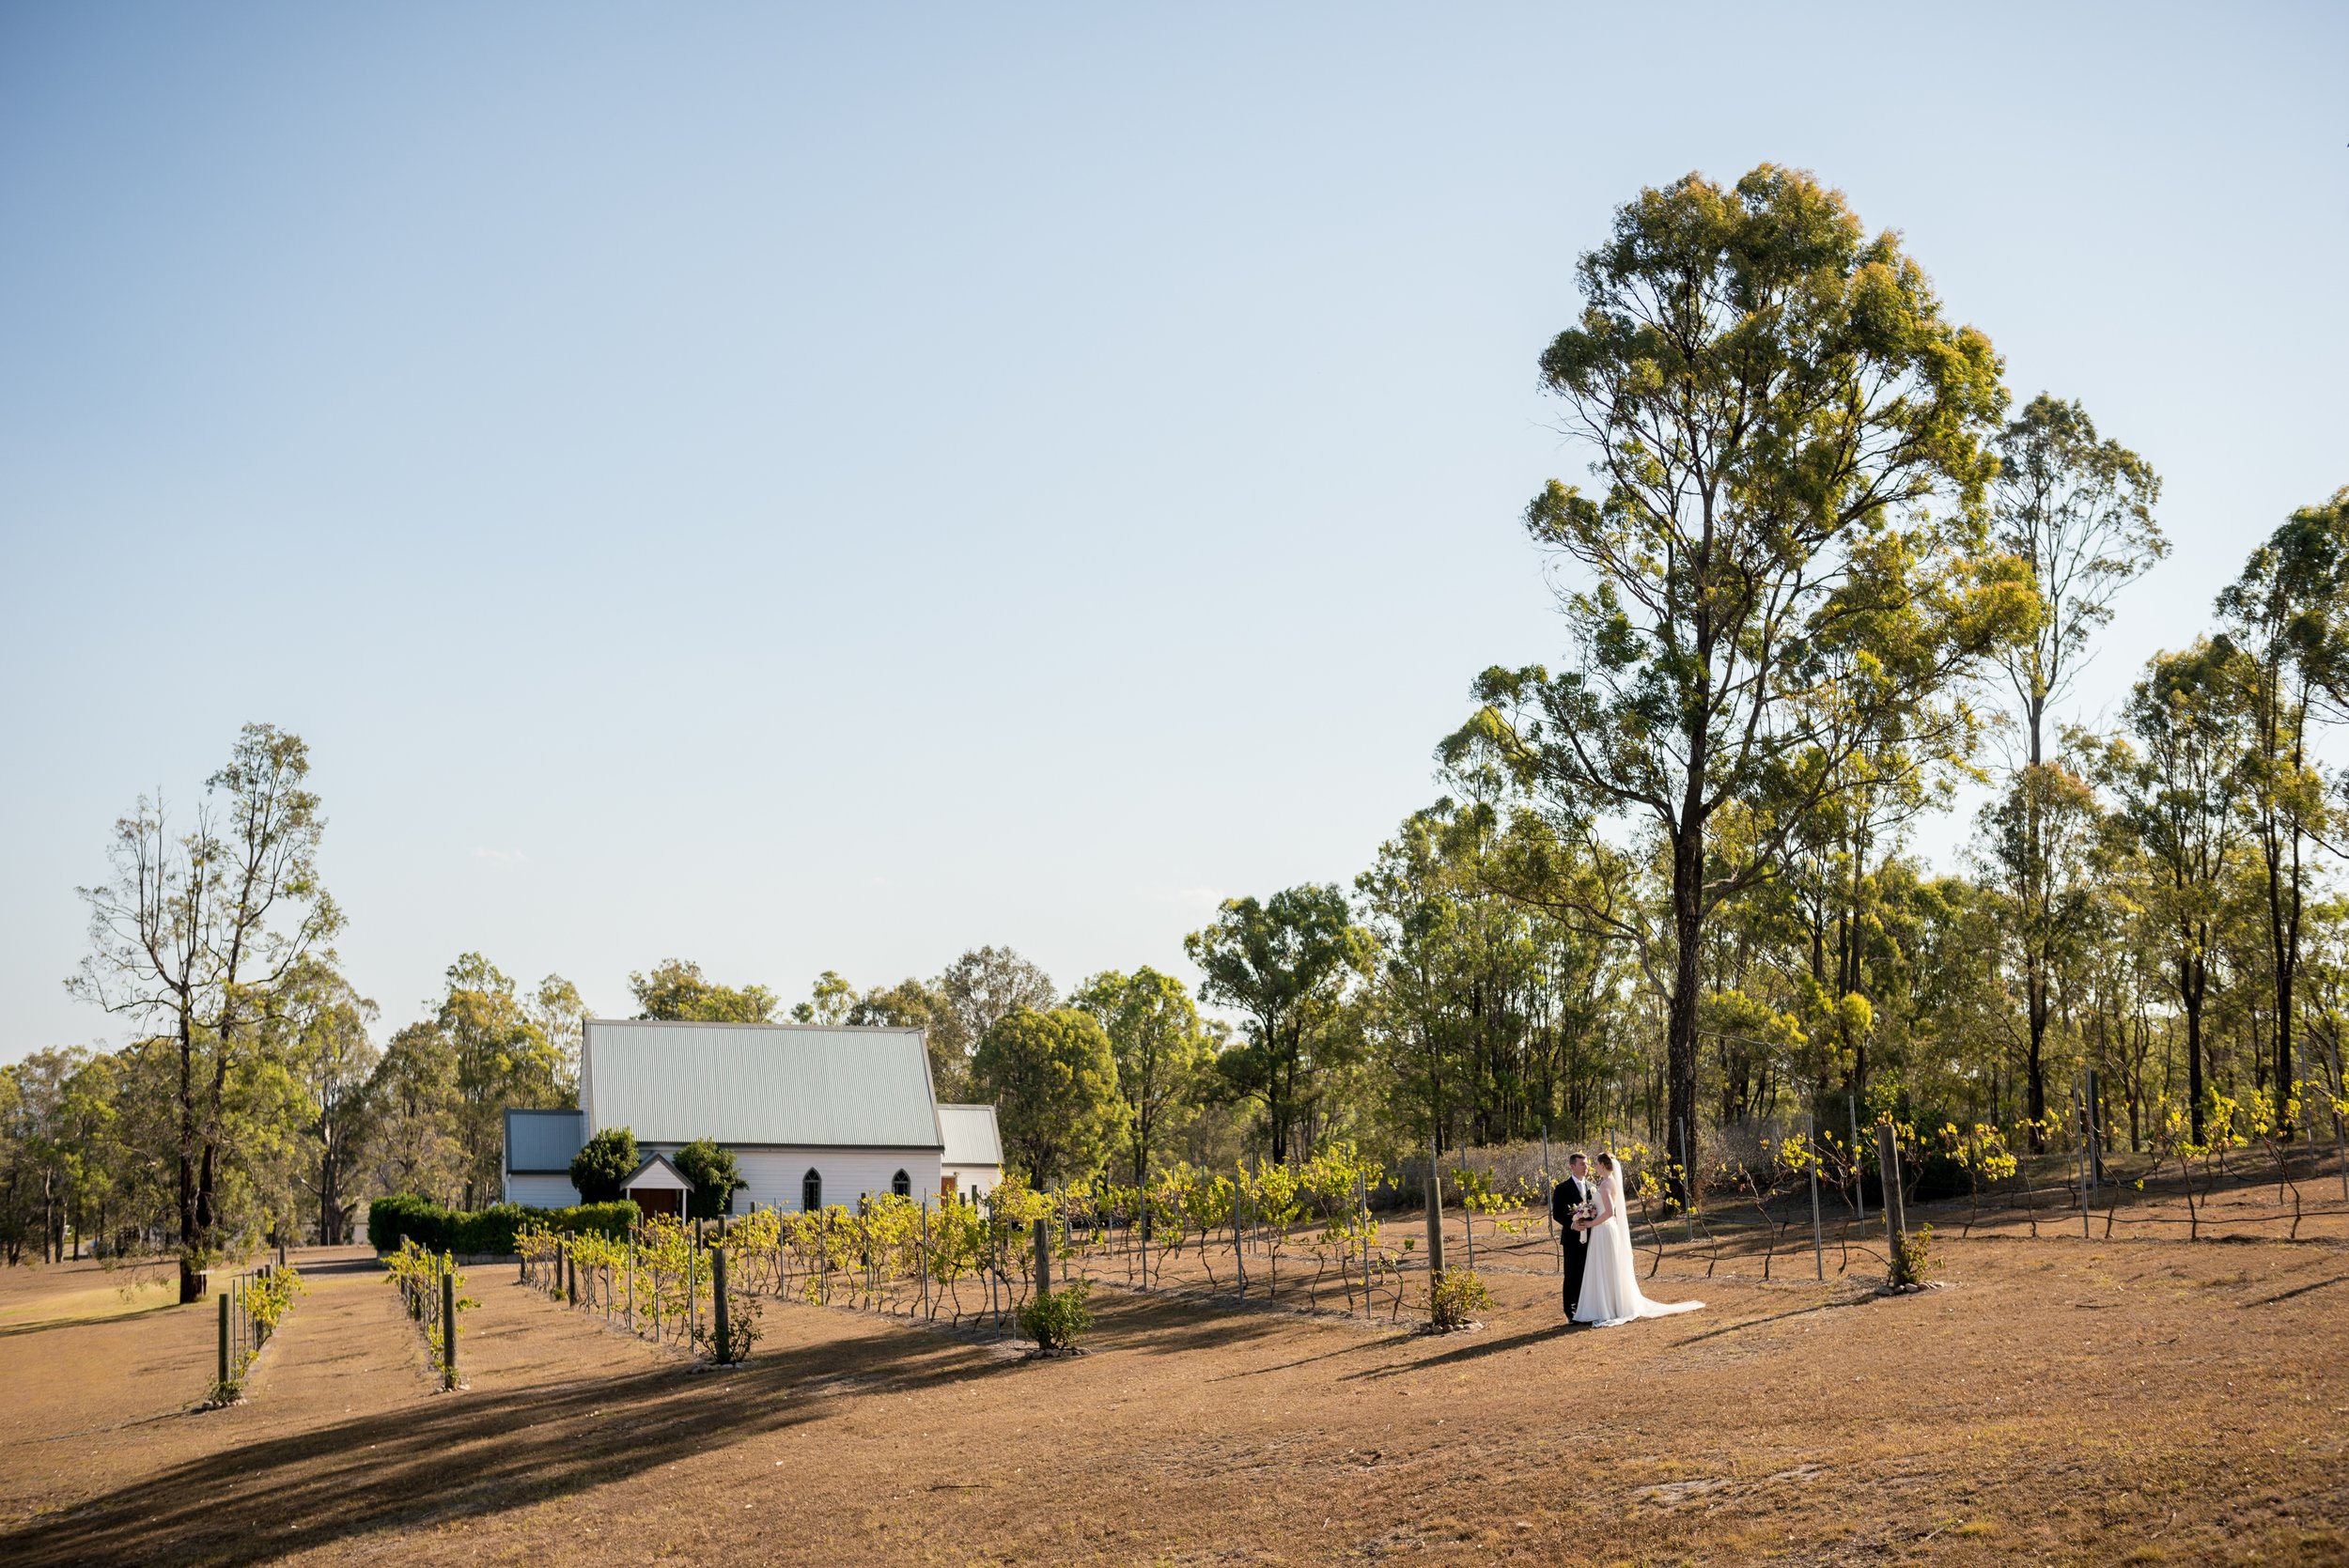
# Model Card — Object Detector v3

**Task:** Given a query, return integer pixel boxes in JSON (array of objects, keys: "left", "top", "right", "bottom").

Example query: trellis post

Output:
[
  {"left": 1423, "top": 1163, "right": 1444, "bottom": 1277},
  {"left": 1541, "top": 1128, "right": 1554, "bottom": 1253},
  {"left": 1032, "top": 1217, "right": 1051, "bottom": 1297},
  {"left": 217, "top": 1293, "right": 229, "bottom": 1391},
  {"left": 712, "top": 1246, "right": 731, "bottom": 1363},
  {"left": 1851, "top": 1094, "right": 1865, "bottom": 1223},
  {"left": 1233, "top": 1191, "right": 1247, "bottom": 1297},
  {"left": 2336, "top": 1098, "right": 2348, "bottom": 1202},
  {"left": 1677, "top": 1117, "right": 1695, "bottom": 1243},
  {"left": 2086, "top": 1068, "right": 2104, "bottom": 1188},
  {"left": 441, "top": 1268, "right": 458, "bottom": 1389},
  {"left": 1808, "top": 1110, "right": 1824, "bottom": 1282},
  {"left": 1875, "top": 1122, "right": 1906, "bottom": 1279},
  {"left": 1358, "top": 1170, "right": 1372, "bottom": 1319},
  {"left": 2072, "top": 1076, "right": 2091, "bottom": 1239}
]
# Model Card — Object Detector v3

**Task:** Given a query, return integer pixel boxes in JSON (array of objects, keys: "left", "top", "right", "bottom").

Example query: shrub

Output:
[
  {"left": 1890, "top": 1223, "right": 1936, "bottom": 1290},
  {"left": 1427, "top": 1266, "right": 1491, "bottom": 1331},
  {"left": 711, "top": 1288, "right": 763, "bottom": 1364},
  {"left": 571, "top": 1127, "right": 640, "bottom": 1204},
  {"left": 675, "top": 1138, "right": 747, "bottom": 1220},
  {"left": 367, "top": 1195, "right": 638, "bottom": 1256},
  {"left": 1017, "top": 1280, "right": 1094, "bottom": 1352}
]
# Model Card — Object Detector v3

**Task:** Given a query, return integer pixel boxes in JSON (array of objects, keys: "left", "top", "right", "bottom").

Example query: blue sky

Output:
[{"left": 4, "top": 4, "right": 2343, "bottom": 1062}]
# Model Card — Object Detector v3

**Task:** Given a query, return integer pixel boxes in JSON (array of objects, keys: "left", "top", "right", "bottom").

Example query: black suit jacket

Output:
[{"left": 1549, "top": 1175, "right": 1592, "bottom": 1230}]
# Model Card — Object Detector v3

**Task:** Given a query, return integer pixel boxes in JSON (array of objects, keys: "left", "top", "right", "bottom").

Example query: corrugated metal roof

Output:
[
  {"left": 582, "top": 1019, "right": 942, "bottom": 1148},
  {"left": 506, "top": 1109, "right": 586, "bottom": 1172},
  {"left": 937, "top": 1103, "right": 1002, "bottom": 1167}
]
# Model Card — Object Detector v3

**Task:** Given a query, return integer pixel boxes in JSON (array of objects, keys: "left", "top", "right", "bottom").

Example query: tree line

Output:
[{"left": 7, "top": 164, "right": 2346, "bottom": 1293}]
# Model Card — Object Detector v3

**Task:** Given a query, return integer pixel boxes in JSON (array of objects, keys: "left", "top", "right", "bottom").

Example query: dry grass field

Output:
[{"left": 1, "top": 1188, "right": 2343, "bottom": 1568}]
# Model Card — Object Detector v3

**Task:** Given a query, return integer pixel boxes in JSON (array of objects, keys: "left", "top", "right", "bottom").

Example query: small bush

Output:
[
  {"left": 367, "top": 1195, "right": 638, "bottom": 1256},
  {"left": 571, "top": 1127, "right": 640, "bottom": 1204},
  {"left": 676, "top": 1137, "right": 748, "bottom": 1220},
  {"left": 710, "top": 1289, "right": 763, "bottom": 1364},
  {"left": 1891, "top": 1223, "right": 1936, "bottom": 1289},
  {"left": 1018, "top": 1280, "right": 1094, "bottom": 1352},
  {"left": 1428, "top": 1266, "right": 1491, "bottom": 1331}
]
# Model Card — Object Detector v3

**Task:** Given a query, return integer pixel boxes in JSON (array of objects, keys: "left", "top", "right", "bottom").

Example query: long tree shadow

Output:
[
  {"left": 0, "top": 1313, "right": 1008, "bottom": 1567},
  {"left": 2241, "top": 1273, "right": 2349, "bottom": 1308},
  {"left": 1081, "top": 1286, "right": 1318, "bottom": 1359},
  {"left": 1340, "top": 1320, "right": 1579, "bottom": 1380},
  {"left": 3, "top": 1273, "right": 1361, "bottom": 1565},
  {"left": 0, "top": 1299, "right": 191, "bottom": 1340}
]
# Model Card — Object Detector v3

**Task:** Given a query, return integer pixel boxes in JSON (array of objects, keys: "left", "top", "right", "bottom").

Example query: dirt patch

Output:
[{"left": 0, "top": 1234, "right": 2342, "bottom": 1565}]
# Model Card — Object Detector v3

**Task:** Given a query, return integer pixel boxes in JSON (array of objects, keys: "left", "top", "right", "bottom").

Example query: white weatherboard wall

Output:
[
  {"left": 728, "top": 1150, "right": 941, "bottom": 1213},
  {"left": 941, "top": 1162, "right": 1000, "bottom": 1199},
  {"left": 506, "top": 1172, "right": 581, "bottom": 1208}
]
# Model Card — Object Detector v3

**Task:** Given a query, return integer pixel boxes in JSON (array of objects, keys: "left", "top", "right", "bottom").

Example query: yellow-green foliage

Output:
[{"left": 1428, "top": 1266, "right": 1491, "bottom": 1330}]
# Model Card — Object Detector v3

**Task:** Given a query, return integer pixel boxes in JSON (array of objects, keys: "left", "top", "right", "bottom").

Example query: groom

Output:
[{"left": 1549, "top": 1152, "right": 1594, "bottom": 1320}]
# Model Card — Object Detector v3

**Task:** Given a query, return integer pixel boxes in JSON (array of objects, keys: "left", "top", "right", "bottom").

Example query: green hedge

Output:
[{"left": 367, "top": 1195, "right": 639, "bottom": 1256}]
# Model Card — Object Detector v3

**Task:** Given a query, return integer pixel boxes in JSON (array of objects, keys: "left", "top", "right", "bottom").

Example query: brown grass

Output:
[{"left": 1, "top": 1220, "right": 2343, "bottom": 1566}]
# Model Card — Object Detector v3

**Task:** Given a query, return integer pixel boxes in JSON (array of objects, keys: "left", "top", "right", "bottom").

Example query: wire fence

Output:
[
  {"left": 519, "top": 1195, "right": 1066, "bottom": 1360},
  {"left": 212, "top": 1259, "right": 301, "bottom": 1403},
  {"left": 492, "top": 1112, "right": 2349, "bottom": 1373},
  {"left": 384, "top": 1238, "right": 470, "bottom": 1389}
]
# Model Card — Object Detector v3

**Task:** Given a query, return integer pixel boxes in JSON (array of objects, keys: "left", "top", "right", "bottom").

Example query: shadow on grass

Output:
[
  {"left": 1340, "top": 1319, "right": 1579, "bottom": 1380},
  {"left": 0, "top": 1268, "right": 1360, "bottom": 1565},
  {"left": 1661, "top": 1300, "right": 1851, "bottom": 1347},
  {"left": 2241, "top": 1273, "right": 2349, "bottom": 1308},
  {"left": 0, "top": 1310, "right": 999, "bottom": 1567},
  {"left": 0, "top": 1299, "right": 190, "bottom": 1340}
]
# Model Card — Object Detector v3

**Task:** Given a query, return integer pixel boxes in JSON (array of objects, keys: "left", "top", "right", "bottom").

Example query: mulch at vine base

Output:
[{"left": 0, "top": 1226, "right": 2341, "bottom": 1567}]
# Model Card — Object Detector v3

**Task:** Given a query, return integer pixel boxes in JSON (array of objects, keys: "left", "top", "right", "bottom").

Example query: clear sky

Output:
[{"left": 3, "top": 4, "right": 2343, "bottom": 1063}]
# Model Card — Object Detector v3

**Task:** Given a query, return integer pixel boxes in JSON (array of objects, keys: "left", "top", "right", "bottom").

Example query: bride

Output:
[{"left": 1571, "top": 1152, "right": 1703, "bottom": 1327}]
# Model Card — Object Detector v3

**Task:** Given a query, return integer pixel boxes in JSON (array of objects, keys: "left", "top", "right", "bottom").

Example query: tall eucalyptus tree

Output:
[
  {"left": 1450, "top": 165, "right": 2027, "bottom": 1194},
  {"left": 1984, "top": 395, "right": 2164, "bottom": 1141},
  {"left": 2217, "top": 489, "right": 2349, "bottom": 1127},
  {"left": 2108, "top": 641, "right": 2248, "bottom": 1141},
  {"left": 70, "top": 724, "right": 341, "bottom": 1301}
]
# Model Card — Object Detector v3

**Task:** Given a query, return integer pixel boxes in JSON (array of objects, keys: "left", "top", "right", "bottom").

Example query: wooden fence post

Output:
[
  {"left": 217, "top": 1293, "right": 229, "bottom": 1391},
  {"left": 1875, "top": 1122, "right": 1906, "bottom": 1280},
  {"left": 1423, "top": 1166, "right": 1445, "bottom": 1277},
  {"left": 712, "top": 1246, "right": 731, "bottom": 1362},
  {"left": 1808, "top": 1111, "right": 1824, "bottom": 1282},
  {"left": 2337, "top": 1100, "right": 2348, "bottom": 1203},
  {"left": 2076, "top": 1079, "right": 2092, "bottom": 1239},
  {"left": 2095, "top": 1065, "right": 2114, "bottom": 1188},
  {"left": 442, "top": 1268, "right": 457, "bottom": 1389},
  {"left": 1032, "top": 1217, "right": 1051, "bottom": 1298},
  {"left": 1230, "top": 1190, "right": 1244, "bottom": 1297},
  {"left": 1851, "top": 1094, "right": 1866, "bottom": 1223},
  {"left": 1541, "top": 1128, "right": 1554, "bottom": 1253},
  {"left": 1677, "top": 1118, "right": 1696, "bottom": 1243}
]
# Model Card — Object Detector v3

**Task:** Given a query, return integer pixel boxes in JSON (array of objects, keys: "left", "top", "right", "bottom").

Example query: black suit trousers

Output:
[{"left": 1562, "top": 1228, "right": 1590, "bottom": 1316}]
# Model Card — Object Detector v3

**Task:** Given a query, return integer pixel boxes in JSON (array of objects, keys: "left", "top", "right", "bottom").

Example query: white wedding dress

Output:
[{"left": 1572, "top": 1166, "right": 1703, "bottom": 1327}]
